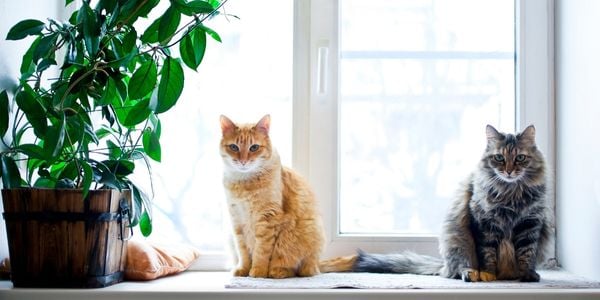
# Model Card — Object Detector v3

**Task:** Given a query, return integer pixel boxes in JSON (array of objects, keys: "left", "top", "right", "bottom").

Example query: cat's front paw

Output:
[
  {"left": 520, "top": 270, "right": 540, "bottom": 282},
  {"left": 297, "top": 263, "right": 320, "bottom": 277},
  {"left": 249, "top": 266, "right": 269, "bottom": 278},
  {"left": 479, "top": 271, "right": 497, "bottom": 282},
  {"left": 460, "top": 268, "right": 480, "bottom": 282},
  {"left": 269, "top": 267, "right": 295, "bottom": 279},
  {"left": 233, "top": 267, "right": 250, "bottom": 277}
]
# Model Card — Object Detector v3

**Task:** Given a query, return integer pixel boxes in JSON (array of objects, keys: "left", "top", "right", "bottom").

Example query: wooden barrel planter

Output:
[{"left": 1, "top": 188, "right": 131, "bottom": 288}]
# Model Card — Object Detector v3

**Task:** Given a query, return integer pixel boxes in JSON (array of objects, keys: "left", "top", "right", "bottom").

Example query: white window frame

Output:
[{"left": 293, "top": 0, "right": 555, "bottom": 259}]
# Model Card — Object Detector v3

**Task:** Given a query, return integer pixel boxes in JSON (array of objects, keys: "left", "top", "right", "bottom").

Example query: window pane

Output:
[
  {"left": 133, "top": 1, "right": 293, "bottom": 251},
  {"left": 339, "top": 0, "right": 515, "bottom": 234}
]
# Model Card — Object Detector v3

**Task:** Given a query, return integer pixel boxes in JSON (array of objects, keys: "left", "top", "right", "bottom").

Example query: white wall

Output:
[
  {"left": 0, "top": 0, "right": 61, "bottom": 264},
  {"left": 555, "top": 0, "right": 600, "bottom": 281}
]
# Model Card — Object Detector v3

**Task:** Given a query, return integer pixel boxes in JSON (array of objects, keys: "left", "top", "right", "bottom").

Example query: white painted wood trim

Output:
[{"left": 515, "top": 0, "right": 556, "bottom": 259}]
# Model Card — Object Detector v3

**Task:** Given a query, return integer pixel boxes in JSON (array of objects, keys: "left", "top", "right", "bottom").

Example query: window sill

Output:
[{"left": 1, "top": 271, "right": 599, "bottom": 300}]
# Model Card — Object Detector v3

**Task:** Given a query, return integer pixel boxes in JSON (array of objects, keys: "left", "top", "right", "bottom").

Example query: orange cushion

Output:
[{"left": 124, "top": 240, "right": 200, "bottom": 281}]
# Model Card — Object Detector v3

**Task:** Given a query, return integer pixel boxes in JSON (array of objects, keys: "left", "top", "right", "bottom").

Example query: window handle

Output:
[{"left": 317, "top": 45, "right": 329, "bottom": 95}]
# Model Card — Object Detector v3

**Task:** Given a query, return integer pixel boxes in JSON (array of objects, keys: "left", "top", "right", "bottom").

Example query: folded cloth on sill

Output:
[
  {"left": 125, "top": 240, "right": 201, "bottom": 281},
  {"left": 226, "top": 269, "right": 600, "bottom": 289}
]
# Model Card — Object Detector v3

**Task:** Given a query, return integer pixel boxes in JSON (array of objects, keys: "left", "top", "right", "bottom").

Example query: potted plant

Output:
[{"left": 0, "top": 0, "right": 227, "bottom": 287}]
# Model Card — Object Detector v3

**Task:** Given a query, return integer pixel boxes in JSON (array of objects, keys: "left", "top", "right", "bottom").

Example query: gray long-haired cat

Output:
[{"left": 320, "top": 125, "right": 554, "bottom": 282}]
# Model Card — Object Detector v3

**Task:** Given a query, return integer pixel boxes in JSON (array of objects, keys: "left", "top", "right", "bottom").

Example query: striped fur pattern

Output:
[
  {"left": 220, "top": 115, "right": 325, "bottom": 278},
  {"left": 350, "top": 125, "right": 553, "bottom": 282},
  {"left": 354, "top": 250, "right": 443, "bottom": 275}
]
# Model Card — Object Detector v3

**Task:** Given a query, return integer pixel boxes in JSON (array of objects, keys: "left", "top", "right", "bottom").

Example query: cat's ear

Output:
[
  {"left": 518, "top": 124, "right": 536, "bottom": 144},
  {"left": 220, "top": 115, "right": 237, "bottom": 135},
  {"left": 256, "top": 114, "right": 271, "bottom": 135},
  {"left": 486, "top": 125, "right": 502, "bottom": 141}
]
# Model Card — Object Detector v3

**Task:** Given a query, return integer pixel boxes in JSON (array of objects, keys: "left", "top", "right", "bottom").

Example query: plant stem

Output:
[
  {"left": 163, "top": 0, "right": 229, "bottom": 49},
  {"left": 58, "top": 64, "right": 104, "bottom": 109},
  {"left": 119, "top": 0, "right": 150, "bottom": 30}
]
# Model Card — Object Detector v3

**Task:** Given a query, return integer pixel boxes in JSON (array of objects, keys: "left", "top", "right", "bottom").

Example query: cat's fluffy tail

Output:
[
  {"left": 320, "top": 250, "right": 443, "bottom": 275},
  {"left": 354, "top": 250, "right": 443, "bottom": 275},
  {"left": 319, "top": 255, "right": 358, "bottom": 273}
]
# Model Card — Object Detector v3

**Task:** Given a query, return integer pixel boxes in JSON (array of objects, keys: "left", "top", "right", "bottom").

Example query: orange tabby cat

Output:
[{"left": 220, "top": 114, "right": 325, "bottom": 278}]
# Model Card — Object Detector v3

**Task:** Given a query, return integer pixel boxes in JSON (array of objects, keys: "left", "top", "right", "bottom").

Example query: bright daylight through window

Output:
[
  {"left": 338, "top": 0, "right": 516, "bottom": 235},
  {"left": 136, "top": 0, "right": 293, "bottom": 254},
  {"left": 142, "top": 0, "right": 517, "bottom": 258}
]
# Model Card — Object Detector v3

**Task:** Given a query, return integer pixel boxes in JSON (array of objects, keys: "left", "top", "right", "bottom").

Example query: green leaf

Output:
[
  {"left": 127, "top": 182, "right": 142, "bottom": 226},
  {"left": 99, "top": 77, "right": 121, "bottom": 106},
  {"left": 65, "top": 68, "right": 95, "bottom": 104},
  {"left": 6, "top": 19, "right": 45, "bottom": 40},
  {"left": 33, "top": 33, "right": 58, "bottom": 63},
  {"left": 58, "top": 160, "right": 79, "bottom": 180},
  {"left": 92, "top": 160, "right": 122, "bottom": 189},
  {"left": 36, "top": 57, "right": 57, "bottom": 73},
  {"left": 106, "top": 140, "right": 122, "bottom": 160},
  {"left": 124, "top": 98, "right": 151, "bottom": 127},
  {"left": 63, "top": 121, "right": 82, "bottom": 152},
  {"left": 200, "top": 24, "right": 221, "bottom": 42},
  {"left": 15, "top": 88, "right": 47, "bottom": 138},
  {"left": 102, "top": 159, "right": 135, "bottom": 177},
  {"left": 106, "top": 0, "right": 121, "bottom": 28},
  {"left": 49, "top": 161, "right": 67, "bottom": 178},
  {"left": 34, "top": 177, "right": 56, "bottom": 188},
  {"left": 17, "top": 144, "right": 47, "bottom": 160},
  {"left": 128, "top": 60, "right": 157, "bottom": 100},
  {"left": 156, "top": 57, "right": 184, "bottom": 114},
  {"left": 78, "top": 2, "right": 100, "bottom": 56},
  {"left": 0, "top": 91, "right": 9, "bottom": 137},
  {"left": 180, "top": 26, "right": 205, "bottom": 70},
  {"left": 43, "top": 121, "right": 66, "bottom": 160},
  {"left": 69, "top": 10, "right": 78, "bottom": 25},
  {"left": 64, "top": 41, "right": 76, "bottom": 65},
  {"left": 136, "top": 0, "right": 160, "bottom": 18},
  {"left": 109, "top": 37, "right": 124, "bottom": 59},
  {"left": 158, "top": 7, "right": 181, "bottom": 45},
  {"left": 173, "top": 0, "right": 215, "bottom": 16},
  {"left": 208, "top": 0, "right": 220, "bottom": 9},
  {"left": 139, "top": 210, "right": 152, "bottom": 237},
  {"left": 80, "top": 160, "right": 93, "bottom": 199},
  {"left": 193, "top": 26, "right": 206, "bottom": 63},
  {"left": 20, "top": 36, "right": 41, "bottom": 77},
  {"left": 113, "top": 77, "right": 128, "bottom": 100},
  {"left": 122, "top": 28, "right": 137, "bottom": 53},
  {"left": 118, "top": 0, "right": 159, "bottom": 26},
  {"left": 111, "top": 96, "right": 128, "bottom": 126},
  {"left": 179, "top": 34, "right": 195, "bottom": 70},
  {"left": 27, "top": 158, "right": 45, "bottom": 183},
  {"left": 82, "top": 119, "right": 99, "bottom": 145},
  {"left": 65, "top": 0, "right": 75, "bottom": 6},
  {"left": 140, "top": 18, "right": 160, "bottom": 43},
  {"left": 1, "top": 156, "right": 22, "bottom": 188},
  {"left": 143, "top": 128, "right": 161, "bottom": 162},
  {"left": 95, "top": 126, "right": 112, "bottom": 140}
]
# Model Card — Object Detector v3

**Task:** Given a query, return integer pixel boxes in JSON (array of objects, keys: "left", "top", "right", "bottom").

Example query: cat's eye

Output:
[
  {"left": 229, "top": 144, "right": 239, "bottom": 152},
  {"left": 249, "top": 144, "right": 260, "bottom": 152},
  {"left": 515, "top": 154, "right": 526, "bottom": 162},
  {"left": 493, "top": 154, "right": 505, "bottom": 162}
]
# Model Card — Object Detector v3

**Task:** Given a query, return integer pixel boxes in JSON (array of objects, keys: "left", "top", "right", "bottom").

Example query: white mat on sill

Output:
[{"left": 226, "top": 270, "right": 600, "bottom": 289}]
